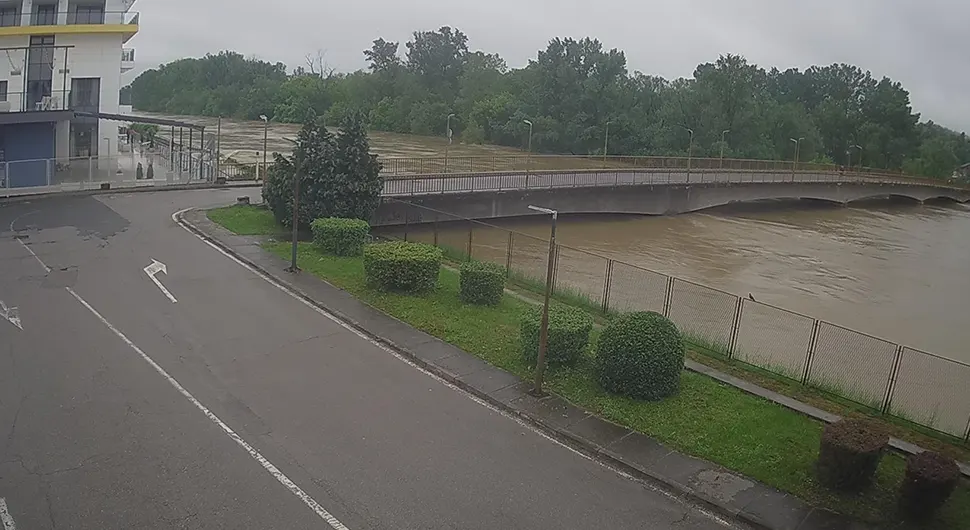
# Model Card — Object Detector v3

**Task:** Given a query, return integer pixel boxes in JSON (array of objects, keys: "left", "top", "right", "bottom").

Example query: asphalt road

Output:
[{"left": 0, "top": 189, "right": 743, "bottom": 529}]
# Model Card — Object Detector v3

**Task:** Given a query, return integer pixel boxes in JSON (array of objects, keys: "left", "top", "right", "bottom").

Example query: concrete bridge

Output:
[{"left": 375, "top": 169, "right": 970, "bottom": 226}]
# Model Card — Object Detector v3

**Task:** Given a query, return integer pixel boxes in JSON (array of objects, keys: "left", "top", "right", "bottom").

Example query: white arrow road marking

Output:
[
  {"left": 0, "top": 498, "right": 17, "bottom": 530},
  {"left": 0, "top": 300, "right": 22, "bottom": 330},
  {"left": 143, "top": 259, "right": 177, "bottom": 303}
]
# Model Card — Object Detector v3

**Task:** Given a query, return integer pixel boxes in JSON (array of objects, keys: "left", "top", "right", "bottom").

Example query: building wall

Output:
[{"left": 0, "top": 121, "right": 56, "bottom": 187}]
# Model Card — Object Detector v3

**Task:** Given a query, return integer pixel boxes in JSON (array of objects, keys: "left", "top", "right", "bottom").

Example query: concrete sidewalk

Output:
[{"left": 182, "top": 208, "right": 881, "bottom": 530}]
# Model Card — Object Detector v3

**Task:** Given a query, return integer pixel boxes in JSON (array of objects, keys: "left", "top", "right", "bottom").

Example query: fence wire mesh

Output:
[
  {"left": 667, "top": 278, "right": 738, "bottom": 353},
  {"left": 605, "top": 262, "right": 668, "bottom": 315},
  {"left": 508, "top": 232, "right": 550, "bottom": 287},
  {"left": 552, "top": 246, "right": 610, "bottom": 308},
  {"left": 888, "top": 348, "right": 970, "bottom": 438},
  {"left": 733, "top": 300, "right": 815, "bottom": 380},
  {"left": 807, "top": 322, "right": 899, "bottom": 410}
]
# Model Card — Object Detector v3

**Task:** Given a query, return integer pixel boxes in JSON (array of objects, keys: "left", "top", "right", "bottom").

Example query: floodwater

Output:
[{"left": 395, "top": 199, "right": 970, "bottom": 365}]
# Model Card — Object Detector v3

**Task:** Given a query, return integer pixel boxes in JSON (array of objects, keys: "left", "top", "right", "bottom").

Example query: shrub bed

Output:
[
  {"left": 363, "top": 241, "right": 442, "bottom": 293},
  {"left": 899, "top": 451, "right": 960, "bottom": 520},
  {"left": 595, "top": 312, "right": 685, "bottom": 401},
  {"left": 520, "top": 305, "right": 593, "bottom": 367},
  {"left": 459, "top": 261, "right": 506, "bottom": 306},
  {"left": 311, "top": 217, "right": 370, "bottom": 256},
  {"left": 817, "top": 419, "right": 888, "bottom": 491}
]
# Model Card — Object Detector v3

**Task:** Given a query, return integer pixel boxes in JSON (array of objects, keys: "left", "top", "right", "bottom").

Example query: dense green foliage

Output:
[
  {"left": 262, "top": 111, "right": 383, "bottom": 228},
  {"left": 311, "top": 218, "right": 371, "bottom": 256},
  {"left": 131, "top": 34, "right": 970, "bottom": 178},
  {"left": 817, "top": 419, "right": 888, "bottom": 492},
  {"left": 363, "top": 241, "right": 442, "bottom": 293},
  {"left": 595, "top": 312, "right": 685, "bottom": 400},
  {"left": 520, "top": 305, "right": 593, "bottom": 367},
  {"left": 459, "top": 261, "right": 506, "bottom": 305},
  {"left": 899, "top": 451, "right": 960, "bottom": 520}
]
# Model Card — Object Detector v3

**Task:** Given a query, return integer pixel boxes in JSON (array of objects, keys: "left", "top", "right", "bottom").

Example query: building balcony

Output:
[
  {"left": 122, "top": 47, "right": 135, "bottom": 72},
  {"left": 0, "top": 11, "right": 139, "bottom": 42},
  {"left": 0, "top": 91, "right": 72, "bottom": 113}
]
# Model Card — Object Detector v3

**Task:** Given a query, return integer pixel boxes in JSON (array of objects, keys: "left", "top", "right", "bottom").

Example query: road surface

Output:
[{"left": 0, "top": 189, "right": 742, "bottom": 529}]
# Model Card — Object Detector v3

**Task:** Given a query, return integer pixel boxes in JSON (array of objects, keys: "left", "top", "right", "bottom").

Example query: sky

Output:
[{"left": 129, "top": 0, "right": 969, "bottom": 133}]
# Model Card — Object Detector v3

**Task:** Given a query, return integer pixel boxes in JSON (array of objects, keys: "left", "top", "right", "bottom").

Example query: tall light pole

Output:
[
  {"left": 259, "top": 115, "right": 269, "bottom": 181},
  {"left": 851, "top": 144, "right": 863, "bottom": 171},
  {"left": 282, "top": 136, "right": 301, "bottom": 273},
  {"left": 523, "top": 119, "right": 534, "bottom": 183},
  {"left": 790, "top": 137, "right": 804, "bottom": 181},
  {"left": 603, "top": 120, "right": 611, "bottom": 164},
  {"left": 681, "top": 126, "right": 694, "bottom": 184},
  {"left": 719, "top": 129, "right": 730, "bottom": 169},
  {"left": 445, "top": 113, "right": 455, "bottom": 173},
  {"left": 527, "top": 204, "right": 558, "bottom": 396}
]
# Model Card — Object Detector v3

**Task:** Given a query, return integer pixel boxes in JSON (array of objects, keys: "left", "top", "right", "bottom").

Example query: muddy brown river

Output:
[{"left": 391, "top": 200, "right": 970, "bottom": 365}]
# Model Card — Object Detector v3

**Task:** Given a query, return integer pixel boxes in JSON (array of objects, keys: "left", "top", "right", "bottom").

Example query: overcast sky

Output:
[{"left": 129, "top": 0, "right": 969, "bottom": 133}]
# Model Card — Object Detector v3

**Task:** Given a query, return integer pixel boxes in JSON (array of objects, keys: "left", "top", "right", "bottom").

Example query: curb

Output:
[
  {"left": 0, "top": 181, "right": 262, "bottom": 204},
  {"left": 177, "top": 208, "right": 872, "bottom": 530}
]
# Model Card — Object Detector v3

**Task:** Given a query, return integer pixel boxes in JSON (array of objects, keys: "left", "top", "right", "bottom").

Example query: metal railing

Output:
[
  {"left": 0, "top": 90, "right": 71, "bottom": 113},
  {"left": 5, "top": 10, "right": 140, "bottom": 26},
  {"left": 385, "top": 197, "right": 970, "bottom": 442}
]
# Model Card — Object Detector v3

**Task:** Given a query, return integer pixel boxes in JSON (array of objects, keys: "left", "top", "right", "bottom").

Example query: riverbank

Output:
[{"left": 206, "top": 204, "right": 970, "bottom": 527}]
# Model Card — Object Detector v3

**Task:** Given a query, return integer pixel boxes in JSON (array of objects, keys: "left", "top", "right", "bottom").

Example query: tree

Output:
[
  {"left": 364, "top": 38, "right": 400, "bottom": 73},
  {"left": 332, "top": 112, "right": 384, "bottom": 220},
  {"left": 405, "top": 26, "right": 468, "bottom": 96}
]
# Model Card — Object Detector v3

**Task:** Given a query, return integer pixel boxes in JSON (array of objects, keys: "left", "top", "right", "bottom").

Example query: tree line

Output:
[{"left": 128, "top": 27, "right": 970, "bottom": 178}]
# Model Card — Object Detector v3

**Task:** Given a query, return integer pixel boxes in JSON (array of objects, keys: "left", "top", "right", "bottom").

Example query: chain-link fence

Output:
[{"left": 381, "top": 197, "right": 970, "bottom": 441}]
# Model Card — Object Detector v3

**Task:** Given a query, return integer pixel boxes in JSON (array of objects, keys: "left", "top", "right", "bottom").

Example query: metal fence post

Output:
[
  {"left": 506, "top": 232, "right": 513, "bottom": 276},
  {"left": 403, "top": 208, "right": 410, "bottom": 242},
  {"left": 801, "top": 320, "right": 821, "bottom": 384},
  {"left": 466, "top": 222, "right": 473, "bottom": 261},
  {"left": 601, "top": 259, "right": 614, "bottom": 314},
  {"left": 727, "top": 297, "right": 743, "bottom": 359},
  {"left": 46, "top": 159, "right": 52, "bottom": 186},
  {"left": 662, "top": 276, "right": 674, "bottom": 318},
  {"left": 881, "top": 345, "right": 905, "bottom": 415},
  {"left": 433, "top": 214, "right": 439, "bottom": 247},
  {"left": 551, "top": 244, "right": 561, "bottom": 292}
]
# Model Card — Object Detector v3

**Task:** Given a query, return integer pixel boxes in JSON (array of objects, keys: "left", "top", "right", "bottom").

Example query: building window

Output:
[
  {"left": 71, "top": 78, "right": 101, "bottom": 109},
  {"left": 0, "top": 81, "right": 7, "bottom": 102},
  {"left": 0, "top": 6, "right": 19, "bottom": 27},
  {"left": 31, "top": 3, "right": 57, "bottom": 25},
  {"left": 70, "top": 5, "right": 105, "bottom": 25}
]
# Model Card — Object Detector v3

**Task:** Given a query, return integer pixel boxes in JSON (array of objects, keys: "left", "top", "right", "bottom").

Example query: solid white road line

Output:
[
  {"left": 0, "top": 498, "right": 16, "bottom": 530},
  {"left": 16, "top": 237, "right": 350, "bottom": 530},
  {"left": 171, "top": 208, "right": 742, "bottom": 528}
]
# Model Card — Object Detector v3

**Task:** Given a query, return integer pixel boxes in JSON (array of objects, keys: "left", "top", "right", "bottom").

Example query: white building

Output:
[{"left": 0, "top": 0, "right": 138, "bottom": 187}]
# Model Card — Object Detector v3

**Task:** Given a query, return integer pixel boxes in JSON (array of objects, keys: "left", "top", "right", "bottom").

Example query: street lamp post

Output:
[
  {"left": 719, "top": 129, "right": 730, "bottom": 169},
  {"left": 445, "top": 113, "right": 455, "bottom": 173},
  {"left": 282, "top": 136, "right": 301, "bottom": 273},
  {"left": 790, "top": 137, "right": 804, "bottom": 181},
  {"left": 527, "top": 204, "right": 558, "bottom": 396},
  {"left": 681, "top": 126, "right": 694, "bottom": 184},
  {"left": 851, "top": 144, "right": 863, "bottom": 171},
  {"left": 523, "top": 119, "right": 534, "bottom": 185},
  {"left": 603, "top": 120, "right": 611, "bottom": 165},
  {"left": 259, "top": 115, "right": 269, "bottom": 181}
]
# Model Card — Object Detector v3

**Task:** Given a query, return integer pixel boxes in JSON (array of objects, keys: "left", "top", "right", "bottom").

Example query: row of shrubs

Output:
[
  {"left": 818, "top": 418, "right": 961, "bottom": 520},
  {"left": 312, "top": 216, "right": 961, "bottom": 521}
]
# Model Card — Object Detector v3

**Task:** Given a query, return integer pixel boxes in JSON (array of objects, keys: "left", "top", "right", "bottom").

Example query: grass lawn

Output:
[{"left": 211, "top": 205, "right": 970, "bottom": 527}]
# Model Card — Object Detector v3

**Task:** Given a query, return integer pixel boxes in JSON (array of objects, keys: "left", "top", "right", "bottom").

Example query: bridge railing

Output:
[
  {"left": 381, "top": 166, "right": 966, "bottom": 196},
  {"left": 381, "top": 197, "right": 970, "bottom": 445}
]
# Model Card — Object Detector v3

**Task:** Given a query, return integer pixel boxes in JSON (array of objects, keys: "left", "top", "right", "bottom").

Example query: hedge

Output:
[
  {"left": 459, "top": 261, "right": 506, "bottom": 306},
  {"left": 816, "top": 419, "right": 888, "bottom": 492},
  {"left": 898, "top": 451, "right": 960, "bottom": 520},
  {"left": 520, "top": 305, "right": 593, "bottom": 367},
  {"left": 363, "top": 241, "right": 442, "bottom": 293},
  {"left": 311, "top": 217, "right": 370, "bottom": 256},
  {"left": 595, "top": 312, "right": 685, "bottom": 401}
]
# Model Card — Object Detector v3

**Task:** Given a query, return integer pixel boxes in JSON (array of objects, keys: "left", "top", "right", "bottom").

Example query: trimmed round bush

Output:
[
  {"left": 595, "top": 312, "right": 685, "bottom": 401},
  {"left": 898, "top": 451, "right": 960, "bottom": 520},
  {"left": 363, "top": 241, "right": 442, "bottom": 293},
  {"left": 816, "top": 419, "right": 888, "bottom": 492},
  {"left": 459, "top": 261, "right": 506, "bottom": 306},
  {"left": 520, "top": 305, "right": 593, "bottom": 367},
  {"left": 311, "top": 217, "right": 370, "bottom": 256}
]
